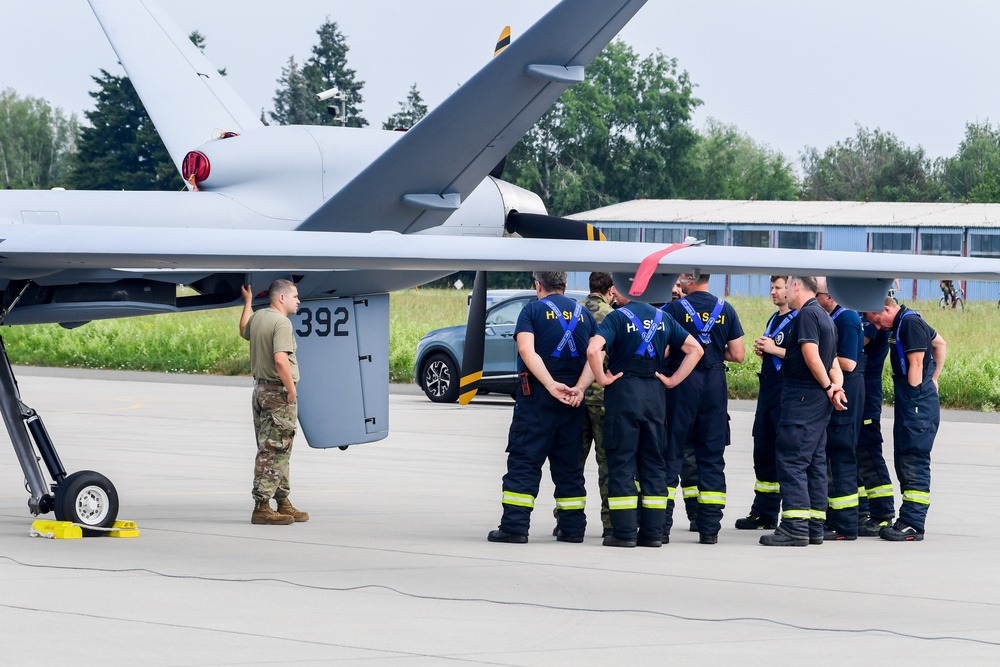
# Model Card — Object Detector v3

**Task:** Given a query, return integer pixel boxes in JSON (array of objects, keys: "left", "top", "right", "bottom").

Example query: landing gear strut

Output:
[{"left": 0, "top": 336, "right": 119, "bottom": 533}]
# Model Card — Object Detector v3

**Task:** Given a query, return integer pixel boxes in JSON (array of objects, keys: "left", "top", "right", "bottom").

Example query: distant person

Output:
[
  {"left": 587, "top": 288, "right": 703, "bottom": 547},
  {"left": 940, "top": 279, "right": 957, "bottom": 308},
  {"left": 240, "top": 279, "right": 309, "bottom": 525},
  {"left": 864, "top": 298, "right": 947, "bottom": 541},
  {"left": 816, "top": 278, "right": 865, "bottom": 540},
  {"left": 760, "top": 276, "right": 846, "bottom": 547},
  {"left": 489, "top": 271, "right": 596, "bottom": 544},
  {"left": 662, "top": 273, "right": 745, "bottom": 544},
  {"left": 736, "top": 275, "right": 795, "bottom": 531}
]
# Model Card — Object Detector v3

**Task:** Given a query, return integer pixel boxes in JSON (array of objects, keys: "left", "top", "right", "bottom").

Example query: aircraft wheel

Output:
[
  {"left": 422, "top": 353, "right": 459, "bottom": 403},
  {"left": 54, "top": 470, "right": 119, "bottom": 536}
]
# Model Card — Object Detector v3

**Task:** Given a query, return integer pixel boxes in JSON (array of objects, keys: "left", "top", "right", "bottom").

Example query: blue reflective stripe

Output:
[
  {"left": 618, "top": 307, "right": 662, "bottom": 357},
  {"left": 895, "top": 309, "right": 932, "bottom": 375},
  {"left": 678, "top": 297, "right": 725, "bottom": 345},
  {"left": 763, "top": 309, "right": 797, "bottom": 371},
  {"left": 542, "top": 299, "right": 582, "bottom": 358},
  {"left": 831, "top": 306, "right": 844, "bottom": 321}
]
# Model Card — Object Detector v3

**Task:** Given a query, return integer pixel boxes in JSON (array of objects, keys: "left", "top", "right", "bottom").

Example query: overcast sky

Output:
[{"left": 3, "top": 1, "right": 999, "bottom": 164}]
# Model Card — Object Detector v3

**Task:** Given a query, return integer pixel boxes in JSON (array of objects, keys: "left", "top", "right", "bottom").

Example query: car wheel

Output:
[{"left": 422, "top": 353, "right": 459, "bottom": 403}]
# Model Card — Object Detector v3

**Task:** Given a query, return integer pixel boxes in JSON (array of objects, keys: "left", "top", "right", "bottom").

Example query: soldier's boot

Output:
[
  {"left": 251, "top": 499, "right": 294, "bottom": 525},
  {"left": 275, "top": 498, "right": 310, "bottom": 522}
]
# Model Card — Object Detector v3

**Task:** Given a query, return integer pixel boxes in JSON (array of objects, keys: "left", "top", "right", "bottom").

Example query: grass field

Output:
[{"left": 2, "top": 289, "right": 997, "bottom": 411}]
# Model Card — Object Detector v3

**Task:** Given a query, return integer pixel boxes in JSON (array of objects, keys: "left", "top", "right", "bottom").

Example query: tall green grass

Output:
[{"left": 2, "top": 290, "right": 996, "bottom": 411}]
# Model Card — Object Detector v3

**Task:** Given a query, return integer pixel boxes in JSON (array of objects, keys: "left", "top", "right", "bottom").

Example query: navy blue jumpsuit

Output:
[
  {"left": 662, "top": 292, "right": 744, "bottom": 538},
  {"left": 597, "top": 302, "right": 689, "bottom": 542},
  {"left": 825, "top": 306, "right": 865, "bottom": 537},
  {"left": 887, "top": 306, "right": 940, "bottom": 533},
  {"left": 497, "top": 294, "right": 596, "bottom": 537},
  {"left": 774, "top": 297, "right": 837, "bottom": 540},
  {"left": 748, "top": 308, "right": 797, "bottom": 524},
  {"left": 858, "top": 319, "right": 895, "bottom": 523}
]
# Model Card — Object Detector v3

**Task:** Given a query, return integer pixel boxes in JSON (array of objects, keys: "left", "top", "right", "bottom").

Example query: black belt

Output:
[{"left": 254, "top": 379, "right": 283, "bottom": 387}]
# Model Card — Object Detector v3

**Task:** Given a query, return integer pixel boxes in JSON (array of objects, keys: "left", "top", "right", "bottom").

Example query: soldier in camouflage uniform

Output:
[{"left": 240, "top": 279, "right": 309, "bottom": 525}]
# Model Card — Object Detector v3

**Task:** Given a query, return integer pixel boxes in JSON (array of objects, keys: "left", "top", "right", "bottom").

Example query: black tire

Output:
[
  {"left": 54, "top": 470, "right": 119, "bottom": 536},
  {"left": 939, "top": 296, "right": 947, "bottom": 309},
  {"left": 421, "top": 353, "right": 459, "bottom": 403},
  {"left": 955, "top": 297, "right": 964, "bottom": 311}
]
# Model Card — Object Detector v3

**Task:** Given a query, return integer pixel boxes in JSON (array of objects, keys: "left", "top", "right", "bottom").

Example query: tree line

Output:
[{"left": 4, "top": 20, "right": 1000, "bottom": 218}]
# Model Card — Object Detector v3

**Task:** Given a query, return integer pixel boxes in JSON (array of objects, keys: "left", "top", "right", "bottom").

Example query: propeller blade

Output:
[
  {"left": 506, "top": 211, "right": 607, "bottom": 241},
  {"left": 459, "top": 270, "right": 488, "bottom": 404}
]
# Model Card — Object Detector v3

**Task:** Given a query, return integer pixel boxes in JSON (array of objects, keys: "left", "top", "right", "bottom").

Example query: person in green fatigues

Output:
[{"left": 240, "top": 279, "right": 309, "bottom": 525}]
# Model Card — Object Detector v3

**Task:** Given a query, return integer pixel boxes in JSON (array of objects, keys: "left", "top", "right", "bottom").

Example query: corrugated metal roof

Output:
[{"left": 568, "top": 199, "right": 1000, "bottom": 229}]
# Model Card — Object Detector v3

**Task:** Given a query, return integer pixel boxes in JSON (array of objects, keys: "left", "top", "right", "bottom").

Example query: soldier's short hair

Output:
[
  {"left": 589, "top": 271, "right": 613, "bottom": 294},
  {"left": 693, "top": 273, "right": 711, "bottom": 285},
  {"left": 269, "top": 279, "right": 296, "bottom": 302},
  {"left": 770, "top": 275, "right": 787, "bottom": 284},
  {"left": 533, "top": 271, "right": 567, "bottom": 292},
  {"left": 790, "top": 276, "right": 818, "bottom": 293}
]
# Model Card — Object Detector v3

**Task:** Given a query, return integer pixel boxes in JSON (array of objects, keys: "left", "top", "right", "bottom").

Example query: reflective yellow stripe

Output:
[
  {"left": 902, "top": 490, "right": 930, "bottom": 505},
  {"left": 634, "top": 480, "right": 642, "bottom": 493},
  {"left": 502, "top": 491, "right": 534, "bottom": 508},
  {"left": 810, "top": 509, "right": 827, "bottom": 520},
  {"left": 609, "top": 496, "right": 638, "bottom": 510},
  {"left": 857, "top": 486, "right": 868, "bottom": 499},
  {"left": 460, "top": 371, "right": 483, "bottom": 388},
  {"left": 782, "top": 509, "right": 811, "bottom": 519},
  {"left": 863, "top": 418, "right": 873, "bottom": 425},
  {"left": 555, "top": 496, "right": 586, "bottom": 510},
  {"left": 828, "top": 493, "right": 859, "bottom": 510},
  {"left": 641, "top": 495, "right": 668, "bottom": 509},
  {"left": 754, "top": 479, "right": 780, "bottom": 494},
  {"left": 666, "top": 486, "right": 676, "bottom": 501},
  {"left": 698, "top": 491, "right": 726, "bottom": 506},
  {"left": 682, "top": 485, "right": 699, "bottom": 499},
  {"left": 868, "top": 484, "right": 894, "bottom": 499}
]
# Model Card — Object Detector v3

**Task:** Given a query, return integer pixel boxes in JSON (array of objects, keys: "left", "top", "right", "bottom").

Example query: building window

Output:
[
  {"left": 732, "top": 230, "right": 770, "bottom": 248},
  {"left": 870, "top": 232, "right": 913, "bottom": 253},
  {"left": 969, "top": 234, "right": 1000, "bottom": 258},
  {"left": 644, "top": 227, "right": 683, "bottom": 244},
  {"left": 919, "top": 232, "right": 962, "bottom": 256},
  {"left": 605, "top": 227, "right": 638, "bottom": 242},
  {"left": 777, "top": 231, "right": 819, "bottom": 250}
]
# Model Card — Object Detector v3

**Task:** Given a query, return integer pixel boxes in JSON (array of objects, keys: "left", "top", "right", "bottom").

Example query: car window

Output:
[{"left": 485, "top": 297, "right": 531, "bottom": 326}]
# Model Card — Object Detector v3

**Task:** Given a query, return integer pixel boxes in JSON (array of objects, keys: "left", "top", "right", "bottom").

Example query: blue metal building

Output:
[{"left": 567, "top": 200, "right": 1000, "bottom": 302}]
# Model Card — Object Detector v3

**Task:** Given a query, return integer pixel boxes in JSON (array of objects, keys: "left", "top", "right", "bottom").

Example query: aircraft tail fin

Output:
[{"left": 87, "top": 0, "right": 263, "bottom": 178}]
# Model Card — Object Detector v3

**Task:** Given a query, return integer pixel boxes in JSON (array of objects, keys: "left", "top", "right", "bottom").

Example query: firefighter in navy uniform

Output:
[
  {"left": 857, "top": 316, "right": 896, "bottom": 536},
  {"left": 761, "top": 276, "right": 847, "bottom": 547},
  {"left": 816, "top": 278, "right": 865, "bottom": 540},
  {"left": 864, "top": 298, "right": 947, "bottom": 541},
  {"left": 737, "top": 276, "right": 796, "bottom": 530},
  {"left": 662, "top": 274, "right": 745, "bottom": 544},
  {"left": 587, "top": 296, "right": 703, "bottom": 547},
  {"left": 488, "top": 271, "right": 596, "bottom": 544}
]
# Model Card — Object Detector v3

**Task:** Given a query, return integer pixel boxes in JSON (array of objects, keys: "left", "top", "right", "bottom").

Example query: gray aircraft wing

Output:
[
  {"left": 2, "top": 225, "right": 998, "bottom": 280},
  {"left": 88, "top": 0, "right": 264, "bottom": 174},
  {"left": 296, "top": 0, "right": 649, "bottom": 235}
]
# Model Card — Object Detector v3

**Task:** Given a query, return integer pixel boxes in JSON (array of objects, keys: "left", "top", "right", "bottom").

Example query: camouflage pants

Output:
[
  {"left": 251, "top": 385, "right": 297, "bottom": 503},
  {"left": 555, "top": 403, "right": 610, "bottom": 530}
]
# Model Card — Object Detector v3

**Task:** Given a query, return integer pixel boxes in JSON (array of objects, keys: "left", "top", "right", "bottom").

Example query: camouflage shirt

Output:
[{"left": 583, "top": 293, "right": 614, "bottom": 405}]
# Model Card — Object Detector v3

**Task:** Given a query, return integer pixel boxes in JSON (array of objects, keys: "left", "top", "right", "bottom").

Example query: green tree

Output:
[
  {"left": 937, "top": 121, "right": 1000, "bottom": 202},
  {"left": 270, "top": 57, "right": 313, "bottom": 126},
  {"left": 0, "top": 88, "right": 78, "bottom": 189},
  {"left": 272, "top": 19, "right": 367, "bottom": 127},
  {"left": 800, "top": 125, "right": 944, "bottom": 202},
  {"left": 383, "top": 83, "right": 428, "bottom": 130},
  {"left": 685, "top": 118, "right": 798, "bottom": 200},
  {"left": 505, "top": 41, "right": 701, "bottom": 216},
  {"left": 68, "top": 69, "right": 182, "bottom": 191}
]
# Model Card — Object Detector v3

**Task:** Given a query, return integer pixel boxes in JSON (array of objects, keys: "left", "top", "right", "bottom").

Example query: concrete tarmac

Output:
[{"left": 1, "top": 368, "right": 998, "bottom": 665}]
